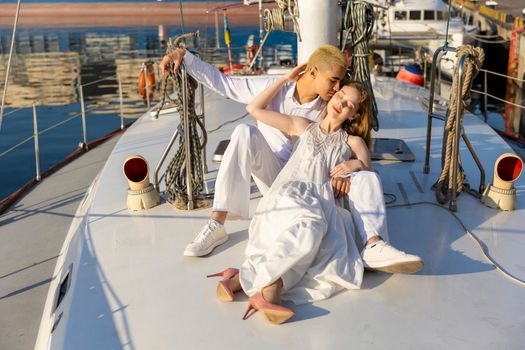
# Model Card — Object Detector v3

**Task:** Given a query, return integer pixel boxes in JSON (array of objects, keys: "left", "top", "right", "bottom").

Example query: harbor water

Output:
[
  {"left": 0, "top": 1, "right": 522, "bottom": 200},
  {"left": 0, "top": 22, "right": 296, "bottom": 200}
]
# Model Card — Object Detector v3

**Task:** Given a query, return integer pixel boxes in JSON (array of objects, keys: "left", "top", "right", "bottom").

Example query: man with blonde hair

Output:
[{"left": 160, "top": 45, "right": 422, "bottom": 273}]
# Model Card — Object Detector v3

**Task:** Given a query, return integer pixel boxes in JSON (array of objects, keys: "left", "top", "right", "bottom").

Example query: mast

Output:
[{"left": 296, "top": 0, "right": 339, "bottom": 64}]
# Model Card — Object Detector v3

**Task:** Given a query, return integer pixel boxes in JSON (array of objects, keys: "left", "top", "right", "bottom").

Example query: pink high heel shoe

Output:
[
  {"left": 242, "top": 292, "right": 294, "bottom": 325},
  {"left": 206, "top": 268, "right": 239, "bottom": 302}
]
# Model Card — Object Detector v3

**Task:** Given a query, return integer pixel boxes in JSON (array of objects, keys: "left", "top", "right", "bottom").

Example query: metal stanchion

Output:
[
  {"left": 438, "top": 60, "right": 442, "bottom": 96},
  {"left": 483, "top": 70, "right": 488, "bottom": 122},
  {"left": 199, "top": 84, "right": 208, "bottom": 175},
  {"left": 424, "top": 47, "right": 449, "bottom": 174},
  {"left": 0, "top": 0, "right": 21, "bottom": 132},
  {"left": 180, "top": 64, "right": 194, "bottom": 210},
  {"left": 32, "top": 104, "right": 41, "bottom": 181},
  {"left": 118, "top": 73, "right": 124, "bottom": 129},
  {"left": 154, "top": 128, "right": 180, "bottom": 191},
  {"left": 258, "top": 0, "right": 264, "bottom": 69},
  {"left": 198, "top": 83, "right": 210, "bottom": 194},
  {"left": 215, "top": 12, "right": 220, "bottom": 49},
  {"left": 423, "top": 54, "right": 428, "bottom": 87},
  {"left": 79, "top": 84, "right": 88, "bottom": 150}
]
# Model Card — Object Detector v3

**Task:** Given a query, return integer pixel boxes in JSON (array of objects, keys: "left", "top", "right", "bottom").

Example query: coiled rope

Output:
[
  {"left": 264, "top": 0, "right": 301, "bottom": 40},
  {"left": 158, "top": 31, "right": 209, "bottom": 209},
  {"left": 249, "top": 0, "right": 301, "bottom": 68},
  {"left": 342, "top": 0, "right": 379, "bottom": 131},
  {"left": 435, "top": 45, "right": 485, "bottom": 205}
]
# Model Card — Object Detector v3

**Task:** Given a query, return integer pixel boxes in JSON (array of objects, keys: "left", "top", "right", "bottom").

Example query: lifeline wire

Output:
[
  {"left": 443, "top": 0, "right": 452, "bottom": 49},
  {"left": 207, "top": 112, "right": 250, "bottom": 134}
]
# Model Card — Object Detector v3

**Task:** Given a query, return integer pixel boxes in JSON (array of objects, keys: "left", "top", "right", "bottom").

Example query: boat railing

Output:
[
  {"left": 473, "top": 69, "right": 525, "bottom": 121},
  {"left": 1, "top": 42, "right": 292, "bottom": 197},
  {"left": 0, "top": 73, "right": 131, "bottom": 183},
  {"left": 424, "top": 45, "right": 486, "bottom": 212},
  {"left": 421, "top": 53, "right": 525, "bottom": 119}
]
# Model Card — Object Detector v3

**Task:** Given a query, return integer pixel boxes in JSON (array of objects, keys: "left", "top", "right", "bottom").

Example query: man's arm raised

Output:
[
  {"left": 246, "top": 64, "right": 310, "bottom": 136},
  {"left": 160, "top": 48, "right": 274, "bottom": 104}
]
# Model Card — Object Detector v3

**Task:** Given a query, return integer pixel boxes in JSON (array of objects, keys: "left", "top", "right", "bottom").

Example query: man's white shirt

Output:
[{"left": 183, "top": 51, "right": 326, "bottom": 161}]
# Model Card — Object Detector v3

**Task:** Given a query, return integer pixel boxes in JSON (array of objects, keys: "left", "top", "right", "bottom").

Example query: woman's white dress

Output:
[{"left": 240, "top": 123, "right": 364, "bottom": 305}]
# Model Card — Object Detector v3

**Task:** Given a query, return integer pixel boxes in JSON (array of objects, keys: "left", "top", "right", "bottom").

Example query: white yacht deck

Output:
[
  {"left": 0, "top": 136, "right": 120, "bottom": 350},
  {"left": 35, "top": 79, "right": 524, "bottom": 349}
]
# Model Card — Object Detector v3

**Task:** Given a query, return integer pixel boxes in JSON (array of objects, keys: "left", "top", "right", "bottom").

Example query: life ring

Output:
[
  {"left": 222, "top": 63, "right": 246, "bottom": 75},
  {"left": 396, "top": 64, "right": 424, "bottom": 86},
  {"left": 139, "top": 62, "right": 156, "bottom": 99}
]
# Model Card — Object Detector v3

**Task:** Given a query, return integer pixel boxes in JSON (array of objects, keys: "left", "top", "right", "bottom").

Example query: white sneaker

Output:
[
  {"left": 184, "top": 219, "right": 228, "bottom": 257},
  {"left": 362, "top": 240, "right": 424, "bottom": 274}
]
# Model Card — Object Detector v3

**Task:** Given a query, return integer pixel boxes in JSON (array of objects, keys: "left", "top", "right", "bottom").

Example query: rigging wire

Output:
[
  {"left": 443, "top": 0, "right": 453, "bottom": 49},
  {"left": 387, "top": 201, "right": 525, "bottom": 287}
]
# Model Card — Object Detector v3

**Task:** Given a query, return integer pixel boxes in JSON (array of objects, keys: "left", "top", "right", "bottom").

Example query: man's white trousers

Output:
[{"left": 212, "top": 124, "right": 389, "bottom": 245}]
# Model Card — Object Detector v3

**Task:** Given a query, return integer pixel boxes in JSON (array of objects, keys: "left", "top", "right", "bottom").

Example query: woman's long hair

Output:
[{"left": 340, "top": 81, "right": 371, "bottom": 147}]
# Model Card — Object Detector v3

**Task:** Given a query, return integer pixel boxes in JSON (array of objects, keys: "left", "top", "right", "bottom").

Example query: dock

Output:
[{"left": 452, "top": 0, "right": 524, "bottom": 39}]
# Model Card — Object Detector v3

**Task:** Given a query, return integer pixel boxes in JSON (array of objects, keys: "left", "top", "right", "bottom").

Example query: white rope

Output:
[
  {"left": 471, "top": 89, "right": 525, "bottom": 110},
  {"left": 0, "top": 98, "right": 124, "bottom": 158},
  {"left": 0, "top": 135, "right": 34, "bottom": 158},
  {"left": 480, "top": 68, "right": 525, "bottom": 83},
  {"left": 81, "top": 76, "right": 117, "bottom": 88},
  {"left": 1, "top": 107, "right": 25, "bottom": 119},
  {"left": 0, "top": 113, "right": 83, "bottom": 158}
]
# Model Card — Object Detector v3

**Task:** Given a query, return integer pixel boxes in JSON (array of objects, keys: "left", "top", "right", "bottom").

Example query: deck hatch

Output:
[
  {"left": 212, "top": 139, "right": 231, "bottom": 163},
  {"left": 370, "top": 138, "right": 415, "bottom": 161}
]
